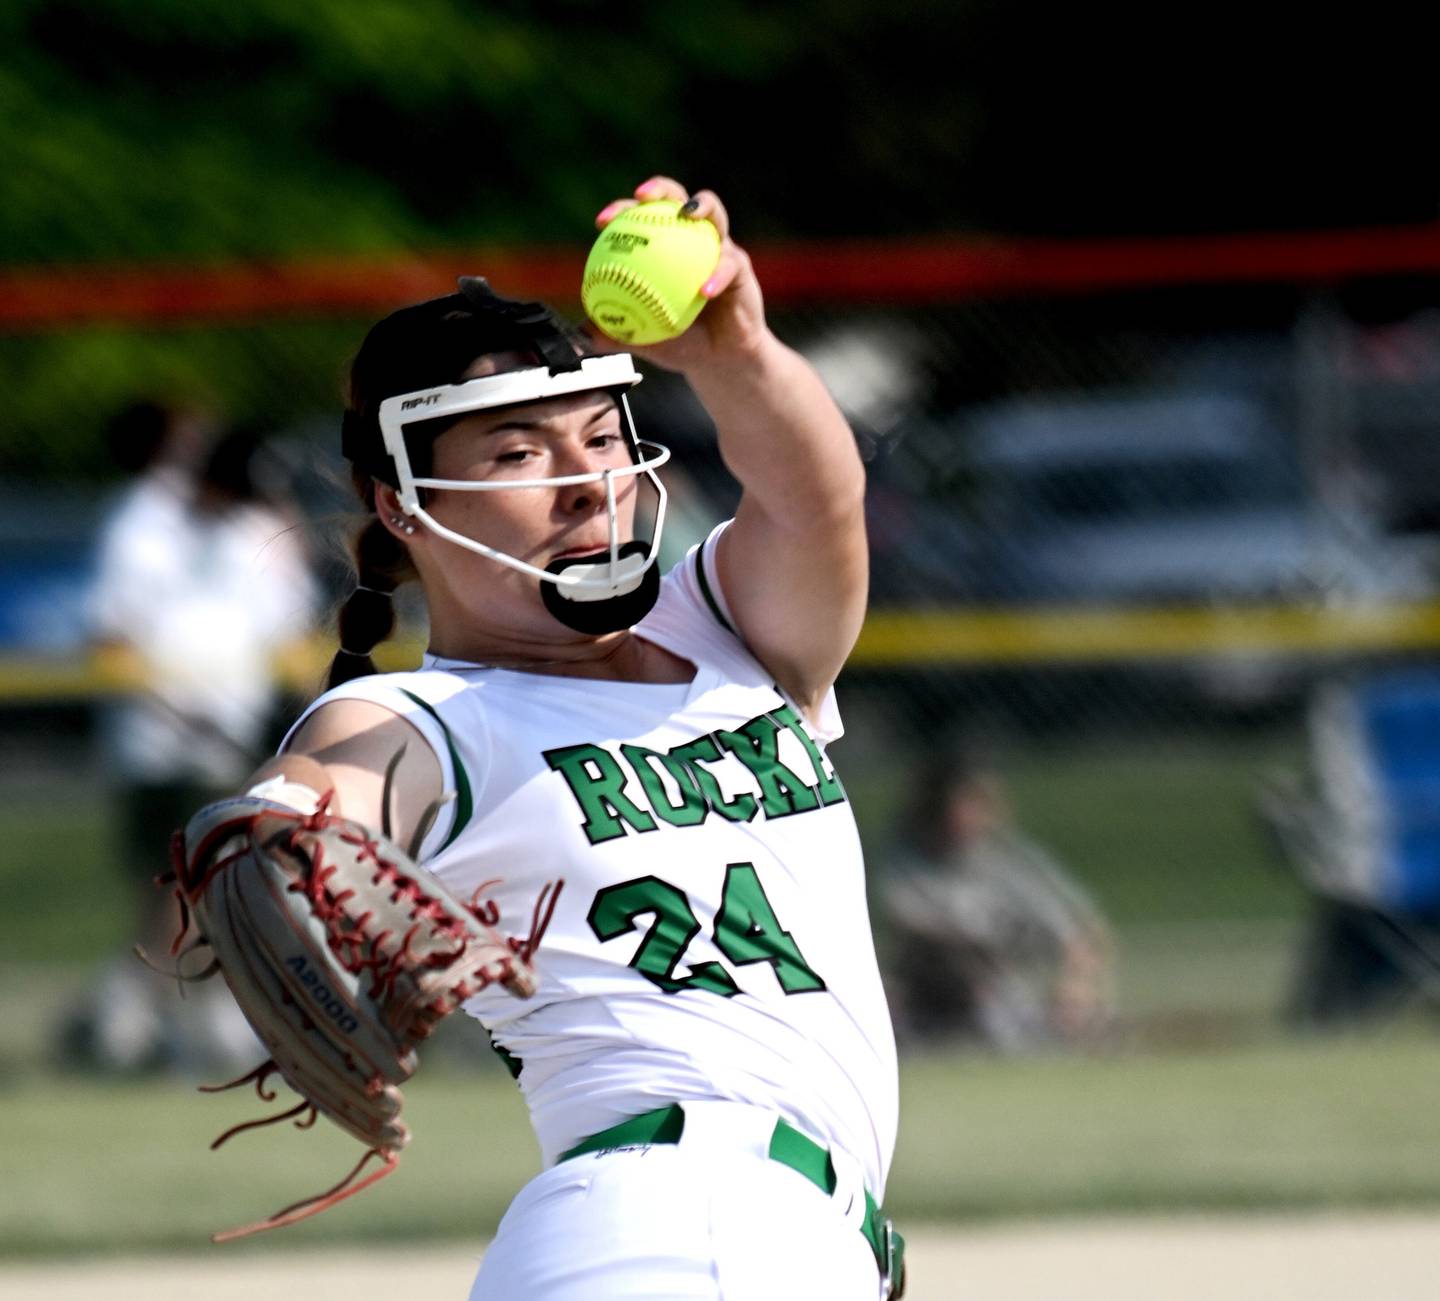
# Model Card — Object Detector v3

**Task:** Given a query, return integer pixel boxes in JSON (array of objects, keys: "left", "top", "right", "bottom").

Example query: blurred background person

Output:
[
  {"left": 61, "top": 406, "right": 319, "bottom": 1075},
  {"left": 1259, "top": 670, "right": 1440, "bottom": 1031},
  {"left": 881, "top": 741, "right": 1115, "bottom": 1052}
]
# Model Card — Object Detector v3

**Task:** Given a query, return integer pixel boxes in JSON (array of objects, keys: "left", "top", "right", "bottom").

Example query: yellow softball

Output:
[{"left": 582, "top": 199, "right": 723, "bottom": 345}]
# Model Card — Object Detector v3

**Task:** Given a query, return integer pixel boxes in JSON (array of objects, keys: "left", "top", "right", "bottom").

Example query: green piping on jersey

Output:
[
  {"left": 398, "top": 688, "right": 473, "bottom": 851},
  {"left": 695, "top": 547, "right": 737, "bottom": 636}
]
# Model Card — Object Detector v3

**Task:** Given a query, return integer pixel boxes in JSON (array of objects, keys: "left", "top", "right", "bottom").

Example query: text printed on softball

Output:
[{"left": 543, "top": 704, "right": 845, "bottom": 845}]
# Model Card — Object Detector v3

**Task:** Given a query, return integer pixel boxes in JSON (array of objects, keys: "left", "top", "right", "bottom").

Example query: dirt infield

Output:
[{"left": 5, "top": 1211, "right": 1439, "bottom": 1300}]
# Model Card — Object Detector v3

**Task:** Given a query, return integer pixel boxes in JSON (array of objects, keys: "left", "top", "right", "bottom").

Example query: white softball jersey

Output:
[{"left": 285, "top": 524, "right": 898, "bottom": 1197}]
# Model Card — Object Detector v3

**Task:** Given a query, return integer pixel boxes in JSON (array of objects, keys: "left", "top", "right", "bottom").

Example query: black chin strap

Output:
[{"left": 540, "top": 542, "right": 661, "bottom": 635}]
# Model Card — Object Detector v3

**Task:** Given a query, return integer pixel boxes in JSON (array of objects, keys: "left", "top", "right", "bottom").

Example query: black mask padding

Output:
[{"left": 541, "top": 541, "right": 660, "bottom": 634}]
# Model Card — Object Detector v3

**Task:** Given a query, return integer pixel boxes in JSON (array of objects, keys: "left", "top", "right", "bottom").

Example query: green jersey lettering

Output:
[
  {"left": 714, "top": 862, "right": 827, "bottom": 993},
  {"left": 770, "top": 704, "right": 847, "bottom": 806},
  {"left": 620, "top": 744, "right": 708, "bottom": 828},
  {"left": 716, "top": 715, "right": 820, "bottom": 818},
  {"left": 546, "top": 704, "right": 840, "bottom": 840},
  {"left": 588, "top": 875, "right": 739, "bottom": 996},
  {"left": 668, "top": 735, "right": 758, "bottom": 823},
  {"left": 587, "top": 867, "right": 826, "bottom": 997},
  {"left": 544, "top": 743, "right": 658, "bottom": 844}
]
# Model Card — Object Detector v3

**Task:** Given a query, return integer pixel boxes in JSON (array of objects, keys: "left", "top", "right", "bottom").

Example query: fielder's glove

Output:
[{"left": 161, "top": 780, "right": 559, "bottom": 1242}]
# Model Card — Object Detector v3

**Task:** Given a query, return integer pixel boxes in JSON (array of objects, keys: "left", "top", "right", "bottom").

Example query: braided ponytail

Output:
[{"left": 327, "top": 480, "right": 418, "bottom": 689}]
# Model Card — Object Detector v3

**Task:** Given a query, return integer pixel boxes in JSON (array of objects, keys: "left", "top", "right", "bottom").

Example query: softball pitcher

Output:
[{"left": 249, "top": 177, "right": 903, "bottom": 1298}]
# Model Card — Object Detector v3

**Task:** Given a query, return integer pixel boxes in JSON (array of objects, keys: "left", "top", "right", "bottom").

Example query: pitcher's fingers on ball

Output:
[
  {"left": 594, "top": 198, "right": 638, "bottom": 229},
  {"left": 701, "top": 246, "right": 748, "bottom": 300},
  {"left": 680, "top": 189, "right": 729, "bottom": 242},
  {"left": 634, "top": 175, "right": 688, "bottom": 204}
]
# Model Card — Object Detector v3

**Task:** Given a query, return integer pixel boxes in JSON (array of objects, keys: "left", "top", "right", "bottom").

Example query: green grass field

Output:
[
  {"left": 4, "top": 729, "right": 1312, "bottom": 1045},
  {"left": 10, "top": 727, "right": 1435, "bottom": 1261},
  {"left": 2, "top": 727, "right": 1307, "bottom": 967},
  {"left": 845, "top": 725, "right": 1307, "bottom": 929},
  {"left": 5, "top": 1031, "right": 1440, "bottom": 1258}
]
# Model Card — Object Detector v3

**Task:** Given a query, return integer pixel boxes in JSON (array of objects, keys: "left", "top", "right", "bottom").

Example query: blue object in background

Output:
[
  {"left": 1358, "top": 671, "right": 1440, "bottom": 913},
  {"left": 0, "top": 486, "right": 103, "bottom": 653},
  {"left": 0, "top": 541, "right": 93, "bottom": 651}
]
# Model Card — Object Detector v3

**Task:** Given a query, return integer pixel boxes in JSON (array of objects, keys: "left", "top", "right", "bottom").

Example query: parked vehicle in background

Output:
[
  {"left": 965, "top": 391, "right": 1415, "bottom": 605},
  {"left": 864, "top": 389, "right": 1435, "bottom": 723}
]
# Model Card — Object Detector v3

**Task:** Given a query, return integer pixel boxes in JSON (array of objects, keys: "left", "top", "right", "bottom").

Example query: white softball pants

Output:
[{"left": 470, "top": 1100, "right": 884, "bottom": 1300}]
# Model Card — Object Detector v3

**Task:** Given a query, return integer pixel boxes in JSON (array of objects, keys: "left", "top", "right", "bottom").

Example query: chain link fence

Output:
[{"left": 6, "top": 255, "right": 1440, "bottom": 1053}]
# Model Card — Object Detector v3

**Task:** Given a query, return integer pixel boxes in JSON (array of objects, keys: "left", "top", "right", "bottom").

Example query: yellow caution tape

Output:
[{"left": 8, "top": 601, "right": 1440, "bottom": 702}]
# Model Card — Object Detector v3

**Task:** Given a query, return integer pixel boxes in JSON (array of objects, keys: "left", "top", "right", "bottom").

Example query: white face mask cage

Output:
[{"left": 375, "top": 355, "right": 671, "bottom": 601}]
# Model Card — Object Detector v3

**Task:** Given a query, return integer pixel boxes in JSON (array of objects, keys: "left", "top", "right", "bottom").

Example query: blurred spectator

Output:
[
  {"left": 61, "top": 406, "right": 318, "bottom": 1075},
  {"left": 1259, "top": 671, "right": 1440, "bottom": 1029},
  {"left": 881, "top": 743, "right": 1115, "bottom": 1051}
]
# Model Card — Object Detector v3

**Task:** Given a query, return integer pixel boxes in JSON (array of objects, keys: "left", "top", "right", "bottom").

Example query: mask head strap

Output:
[{"left": 457, "top": 276, "right": 583, "bottom": 375}]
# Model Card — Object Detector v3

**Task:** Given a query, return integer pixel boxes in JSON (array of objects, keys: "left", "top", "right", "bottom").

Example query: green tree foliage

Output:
[
  {"left": 7, "top": 0, "right": 1428, "bottom": 477},
  {"left": 4, "top": 0, "right": 1433, "bottom": 264},
  {"left": 0, "top": 0, "right": 990, "bottom": 475},
  {"left": 3, "top": 0, "right": 823, "bottom": 261}
]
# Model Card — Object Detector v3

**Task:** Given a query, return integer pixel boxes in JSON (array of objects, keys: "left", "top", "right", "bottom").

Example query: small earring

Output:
[{"left": 391, "top": 516, "right": 417, "bottom": 536}]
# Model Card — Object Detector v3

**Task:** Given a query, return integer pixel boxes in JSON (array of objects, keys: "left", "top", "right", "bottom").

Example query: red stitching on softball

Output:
[{"left": 583, "top": 265, "right": 679, "bottom": 330}]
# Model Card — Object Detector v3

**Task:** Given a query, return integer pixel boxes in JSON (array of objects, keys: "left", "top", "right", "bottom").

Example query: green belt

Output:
[{"left": 559, "top": 1104, "right": 906, "bottom": 1295}]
